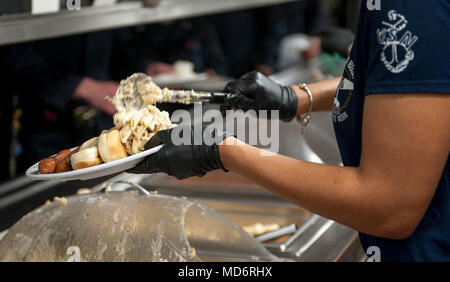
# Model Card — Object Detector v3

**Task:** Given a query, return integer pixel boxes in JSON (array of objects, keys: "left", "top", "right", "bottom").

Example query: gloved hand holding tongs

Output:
[
  {"left": 128, "top": 71, "right": 299, "bottom": 179},
  {"left": 158, "top": 71, "right": 299, "bottom": 122}
]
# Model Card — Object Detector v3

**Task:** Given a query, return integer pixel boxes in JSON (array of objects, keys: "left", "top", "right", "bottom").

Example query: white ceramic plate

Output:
[{"left": 26, "top": 145, "right": 163, "bottom": 181}]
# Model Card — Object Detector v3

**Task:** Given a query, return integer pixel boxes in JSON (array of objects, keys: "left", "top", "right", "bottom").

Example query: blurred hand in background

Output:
[
  {"left": 73, "top": 77, "right": 118, "bottom": 115},
  {"left": 145, "top": 62, "right": 174, "bottom": 77},
  {"left": 301, "top": 36, "right": 322, "bottom": 60},
  {"left": 254, "top": 64, "right": 274, "bottom": 76}
]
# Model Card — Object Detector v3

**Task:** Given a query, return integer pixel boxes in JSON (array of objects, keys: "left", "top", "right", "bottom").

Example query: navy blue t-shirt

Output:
[{"left": 332, "top": 0, "right": 450, "bottom": 261}]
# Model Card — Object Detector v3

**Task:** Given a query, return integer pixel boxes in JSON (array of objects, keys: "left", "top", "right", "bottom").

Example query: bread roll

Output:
[
  {"left": 71, "top": 147, "right": 103, "bottom": 170},
  {"left": 80, "top": 137, "right": 99, "bottom": 151},
  {"left": 98, "top": 128, "right": 128, "bottom": 162},
  {"left": 71, "top": 138, "right": 103, "bottom": 170}
]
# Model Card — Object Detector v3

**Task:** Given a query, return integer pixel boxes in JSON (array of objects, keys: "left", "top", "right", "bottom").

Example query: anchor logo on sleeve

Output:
[
  {"left": 376, "top": 10, "right": 418, "bottom": 74},
  {"left": 332, "top": 58, "right": 354, "bottom": 123}
]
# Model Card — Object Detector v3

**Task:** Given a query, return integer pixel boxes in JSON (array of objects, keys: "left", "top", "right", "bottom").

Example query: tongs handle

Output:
[
  {"left": 207, "top": 92, "right": 228, "bottom": 104},
  {"left": 169, "top": 90, "right": 229, "bottom": 104},
  {"left": 255, "top": 224, "right": 298, "bottom": 243}
]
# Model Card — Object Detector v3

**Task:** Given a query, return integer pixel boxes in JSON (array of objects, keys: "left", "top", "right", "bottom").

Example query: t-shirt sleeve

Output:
[{"left": 364, "top": 0, "right": 450, "bottom": 96}]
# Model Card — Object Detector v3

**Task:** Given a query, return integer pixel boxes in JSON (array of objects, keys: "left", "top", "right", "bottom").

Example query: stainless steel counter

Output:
[
  {"left": 134, "top": 172, "right": 366, "bottom": 262},
  {"left": 0, "top": 172, "right": 366, "bottom": 262},
  {"left": 50, "top": 172, "right": 365, "bottom": 262},
  {"left": 0, "top": 0, "right": 297, "bottom": 45}
]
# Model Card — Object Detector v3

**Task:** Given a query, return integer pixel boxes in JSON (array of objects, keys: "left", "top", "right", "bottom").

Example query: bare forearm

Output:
[
  {"left": 292, "top": 77, "right": 341, "bottom": 116},
  {"left": 220, "top": 137, "right": 402, "bottom": 238}
]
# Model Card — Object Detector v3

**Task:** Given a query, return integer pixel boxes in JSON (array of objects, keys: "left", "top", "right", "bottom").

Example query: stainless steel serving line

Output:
[
  {"left": 134, "top": 172, "right": 366, "bottom": 262},
  {"left": 0, "top": 173, "right": 366, "bottom": 262},
  {"left": 0, "top": 174, "right": 118, "bottom": 231},
  {"left": 0, "top": 0, "right": 298, "bottom": 46}
]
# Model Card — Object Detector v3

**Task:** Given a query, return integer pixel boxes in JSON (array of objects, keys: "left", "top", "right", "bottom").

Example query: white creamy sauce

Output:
[{"left": 112, "top": 74, "right": 174, "bottom": 155}]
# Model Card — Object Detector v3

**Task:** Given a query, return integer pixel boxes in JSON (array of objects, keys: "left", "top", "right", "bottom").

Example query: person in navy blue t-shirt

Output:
[
  {"left": 131, "top": 0, "right": 450, "bottom": 261},
  {"left": 330, "top": 1, "right": 450, "bottom": 261}
]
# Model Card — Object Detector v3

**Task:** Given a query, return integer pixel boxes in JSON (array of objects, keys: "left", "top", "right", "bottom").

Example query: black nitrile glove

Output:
[
  {"left": 127, "top": 125, "right": 232, "bottom": 179},
  {"left": 223, "top": 71, "right": 298, "bottom": 122}
]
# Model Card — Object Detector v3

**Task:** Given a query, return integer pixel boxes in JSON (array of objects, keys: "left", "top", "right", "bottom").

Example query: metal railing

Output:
[{"left": 0, "top": 0, "right": 298, "bottom": 45}]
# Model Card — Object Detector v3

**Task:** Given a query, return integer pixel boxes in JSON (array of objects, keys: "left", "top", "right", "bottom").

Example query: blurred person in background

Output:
[
  {"left": 211, "top": 0, "right": 325, "bottom": 78},
  {"left": 0, "top": 0, "right": 134, "bottom": 176},
  {"left": 210, "top": 10, "right": 258, "bottom": 78},
  {"left": 0, "top": 46, "right": 15, "bottom": 181},
  {"left": 4, "top": 30, "right": 129, "bottom": 173},
  {"left": 127, "top": 18, "right": 229, "bottom": 78},
  {"left": 131, "top": 0, "right": 450, "bottom": 261},
  {"left": 253, "top": 0, "right": 325, "bottom": 76},
  {"left": 4, "top": 19, "right": 228, "bottom": 175},
  {"left": 125, "top": 18, "right": 229, "bottom": 115}
]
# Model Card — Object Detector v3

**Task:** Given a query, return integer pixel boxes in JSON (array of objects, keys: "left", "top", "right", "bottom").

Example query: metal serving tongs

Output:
[
  {"left": 167, "top": 90, "right": 228, "bottom": 104},
  {"left": 114, "top": 73, "right": 230, "bottom": 110}
]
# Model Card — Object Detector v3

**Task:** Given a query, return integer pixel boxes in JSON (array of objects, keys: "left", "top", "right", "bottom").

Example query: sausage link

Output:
[
  {"left": 52, "top": 149, "right": 72, "bottom": 163},
  {"left": 55, "top": 157, "right": 72, "bottom": 173},
  {"left": 38, "top": 158, "right": 56, "bottom": 174}
]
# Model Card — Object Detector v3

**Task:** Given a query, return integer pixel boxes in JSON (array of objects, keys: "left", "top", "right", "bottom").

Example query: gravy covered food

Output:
[
  {"left": 112, "top": 74, "right": 174, "bottom": 155},
  {"left": 38, "top": 73, "right": 174, "bottom": 174}
]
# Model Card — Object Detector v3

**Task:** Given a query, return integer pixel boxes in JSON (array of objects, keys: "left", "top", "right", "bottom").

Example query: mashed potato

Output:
[{"left": 112, "top": 74, "right": 174, "bottom": 155}]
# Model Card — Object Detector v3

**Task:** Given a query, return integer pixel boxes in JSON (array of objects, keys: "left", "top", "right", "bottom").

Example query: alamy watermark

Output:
[
  {"left": 366, "top": 0, "right": 381, "bottom": 11},
  {"left": 66, "top": 246, "right": 81, "bottom": 262},
  {"left": 66, "top": 0, "right": 81, "bottom": 11},
  {"left": 170, "top": 104, "right": 280, "bottom": 156},
  {"left": 67, "top": 244, "right": 381, "bottom": 262},
  {"left": 366, "top": 246, "right": 381, "bottom": 262}
]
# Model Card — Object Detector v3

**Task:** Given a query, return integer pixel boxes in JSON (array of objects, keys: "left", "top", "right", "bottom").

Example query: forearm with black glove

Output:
[
  {"left": 224, "top": 71, "right": 342, "bottom": 118},
  {"left": 128, "top": 125, "right": 232, "bottom": 179},
  {"left": 224, "top": 71, "right": 298, "bottom": 122}
]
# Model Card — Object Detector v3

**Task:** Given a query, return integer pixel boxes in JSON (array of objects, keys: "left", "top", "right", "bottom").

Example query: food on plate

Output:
[
  {"left": 113, "top": 74, "right": 174, "bottom": 155},
  {"left": 38, "top": 146, "right": 80, "bottom": 174},
  {"left": 98, "top": 128, "right": 128, "bottom": 162},
  {"left": 55, "top": 157, "right": 72, "bottom": 173},
  {"left": 36, "top": 73, "right": 176, "bottom": 174},
  {"left": 38, "top": 158, "right": 57, "bottom": 174},
  {"left": 71, "top": 137, "right": 103, "bottom": 170},
  {"left": 52, "top": 149, "right": 72, "bottom": 163},
  {"left": 55, "top": 147, "right": 80, "bottom": 173},
  {"left": 80, "top": 137, "right": 99, "bottom": 151},
  {"left": 114, "top": 105, "right": 173, "bottom": 154},
  {"left": 112, "top": 73, "right": 172, "bottom": 111},
  {"left": 71, "top": 146, "right": 81, "bottom": 155}
]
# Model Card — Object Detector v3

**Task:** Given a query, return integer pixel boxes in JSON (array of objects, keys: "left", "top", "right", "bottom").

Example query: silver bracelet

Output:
[{"left": 296, "top": 83, "right": 313, "bottom": 134}]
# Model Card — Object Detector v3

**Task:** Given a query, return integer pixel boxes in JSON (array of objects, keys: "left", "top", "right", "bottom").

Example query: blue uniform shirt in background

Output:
[{"left": 332, "top": 0, "right": 450, "bottom": 261}]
